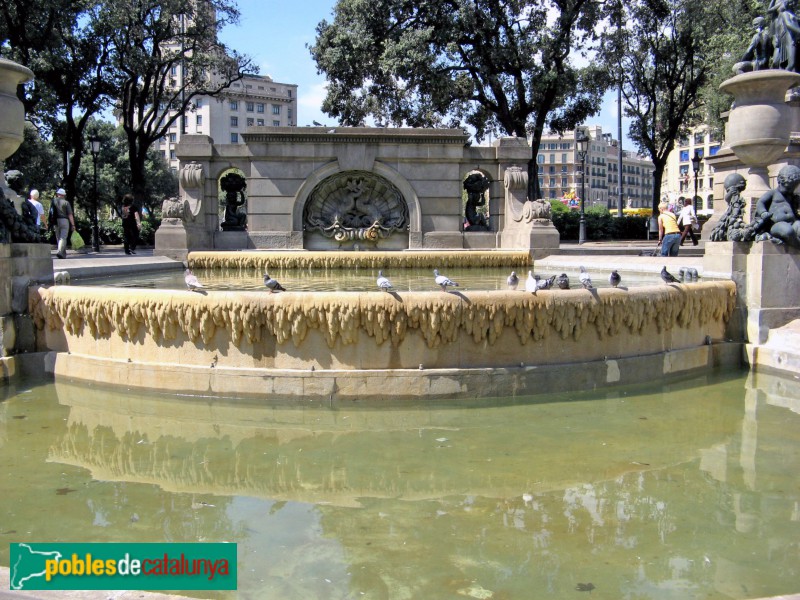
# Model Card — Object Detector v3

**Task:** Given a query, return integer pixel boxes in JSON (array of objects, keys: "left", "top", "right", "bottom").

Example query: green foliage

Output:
[
  {"left": 100, "top": 0, "right": 255, "bottom": 200},
  {"left": 599, "top": 0, "right": 731, "bottom": 213},
  {"left": 73, "top": 216, "right": 160, "bottom": 247},
  {"left": 311, "top": 0, "right": 612, "bottom": 200},
  {"left": 551, "top": 212, "right": 650, "bottom": 241},
  {"left": 4, "top": 124, "right": 62, "bottom": 194},
  {"left": 548, "top": 199, "right": 570, "bottom": 214}
]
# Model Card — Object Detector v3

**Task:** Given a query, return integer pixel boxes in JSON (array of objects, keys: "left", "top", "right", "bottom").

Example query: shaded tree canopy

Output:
[{"left": 311, "top": 0, "right": 611, "bottom": 200}]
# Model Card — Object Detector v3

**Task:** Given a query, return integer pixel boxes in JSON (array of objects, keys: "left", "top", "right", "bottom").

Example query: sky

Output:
[{"left": 218, "top": 0, "right": 636, "bottom": 149}]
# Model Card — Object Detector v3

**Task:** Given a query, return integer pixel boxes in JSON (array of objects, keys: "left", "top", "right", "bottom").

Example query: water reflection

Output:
[{"left": 0, "top": 370, "right": 798, "bottom": 599}]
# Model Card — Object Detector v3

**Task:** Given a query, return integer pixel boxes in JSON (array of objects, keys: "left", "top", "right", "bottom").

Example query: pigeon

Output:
[
  {"left": 536, "top": 275, "right": 556, "bottom": 291},
  {"left": 377, "top": 270, "right": 393, "bottom": 291},
  {"left": 184, "top": 269, "right": 204, "bottom": 292},
  {"left": 556, "top": 273, "right": 570, "bottom": 290},
  {"left": 661, "top": 266, "right": 680, "bottom": 284},
  {"left": 525, "top": 270, "right": 537, "bottom": 293},
  {"left": 579, "top": 266, "right": 593, "bottom": 289},
  {"left": 433, "top": 269, "right": 459, "bottom": 292},
  {"left": 609, "top": 270, "right": 621, "bottom": 288},
  {"left": 507, "top": 271, "right": 519, "bottom": 290},
  {"left": 264, "top": 272, "right": 286, "bottom": 293}
]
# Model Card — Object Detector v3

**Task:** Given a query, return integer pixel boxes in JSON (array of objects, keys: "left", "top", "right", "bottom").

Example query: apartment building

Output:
[
  {"left": 158, "top": 73, "right": 298, "bottom": 172},
  {"left": 536, "top": 126, "right": 654, "bottom": 209},
  {"left": 662, "top": 125, "right": 722, "bottom": 214}
]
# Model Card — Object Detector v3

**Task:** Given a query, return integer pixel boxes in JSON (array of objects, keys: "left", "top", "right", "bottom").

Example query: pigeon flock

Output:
[{"left": 180, "top": 265, "right": 691, "bottom": 294}]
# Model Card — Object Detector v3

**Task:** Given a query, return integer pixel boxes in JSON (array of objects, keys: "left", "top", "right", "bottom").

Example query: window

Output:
[
  {"left": 230, "top": 116, "right": 238, "bottom": 127},
  {"left": 169, "top": 133, "right": 176, "bottom": 143},
  {"left": 694, "top": 132, "right": 705, "bottom": 145},
  {"left": 537, "top": 154, "right": 544, "bottom": 164},
  {"left": 549, "top": 166, "right": 556, "bottom": 174},
  {"left": 257, "top": 103, "right": 264, "bottom": 113},
  {"left": 288, "top": 108, "right": 293, "bottom": 121},
  {"left": 561, "top": 178, "right": 568, "bottom": 187},
  {"left": 680, "top": 150, "right": 689, "bottom": 162},
  {"left": 272, "top": 105, "right": 281, "bottom": 115},
  {"left": 257, "top": 118, "right": 264, "bottom": 126},
  {"left": 231, "top": 133, "right": 238, "bottom": 143},
  {"left": 537, "top": 166, "right": 543, "bottom": 174},
  {"left": 562, "top": 153, "right": 567, "bottom": 163},
  {"left": 170, "top": 66, "right": 177, "bottom": 76},
  {"left": 196, "top": 115, "right": 202, "bottom": 125},
  {"left": 246, "top": 102, "right": 254, "bottom": 112},
  {"left": 549, "top": 154, "right": 555, "bottom": 164},
  {"left": 709, "top": 145, "right": 721, "bottom": 156},
  {"left": 195, "top": 99, "right": 202, "bottom": 108},
  {"left": 273, "top": 120, "right": 281, "bottom": 126},
  {"left": 288, "top": 89, "right": 293, "bottom": 98},
  {"left": 230, "top": 100, "right": 238, "bottom": 110},
  {"left": 247, "top": 118, "right": 254, "bottom": 126},
  {"left": 163, "top": 151, "right": 168, "bottom": 160},
  {"left": 169, "top": 150, "right": 176, "bottom": 159}
]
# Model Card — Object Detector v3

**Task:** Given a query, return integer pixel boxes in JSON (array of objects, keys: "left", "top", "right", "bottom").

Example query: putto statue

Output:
[
  {"left": 463, "top": 172, "right": 491, "bottom": 231},
  {"left": 220, "top": 172, "right": 247, "bottom": 231},
  {"left": 711, "top": 174, "right": 752, "bottom": 242},
  {"left": 751, "top": 164, "right": 800, "bottom": 247}
]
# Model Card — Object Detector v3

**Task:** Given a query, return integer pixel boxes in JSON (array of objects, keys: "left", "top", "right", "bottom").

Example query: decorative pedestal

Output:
[{"left": 154, "top": 223, "right": 212, "bottom": 262}]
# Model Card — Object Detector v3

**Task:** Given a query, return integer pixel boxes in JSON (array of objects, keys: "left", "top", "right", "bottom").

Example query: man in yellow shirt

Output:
[{"left": 657, "top": 201, "right": 681, "bottom": 256}]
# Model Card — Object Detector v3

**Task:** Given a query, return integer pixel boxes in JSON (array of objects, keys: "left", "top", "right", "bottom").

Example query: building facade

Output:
[
  {"left": 536, "top": 126, "right": 654, "bottom": 210},
  {"left": 662, "top": 125, "right": 722, "bottom": 214},
  {"left": 157, "top": 73, "right": 298, "bottom": 173}
]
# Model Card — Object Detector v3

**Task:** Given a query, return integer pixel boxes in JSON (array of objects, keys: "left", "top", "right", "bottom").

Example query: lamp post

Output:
[
  {"left": 89, "top": 135, "right": 101, "bottom": 252},
  {"left": 691, "top": 149, "right": 701, "bottom": 208},
  {"left": 575, "top": 127, "right": 590, "bottom": 245}
]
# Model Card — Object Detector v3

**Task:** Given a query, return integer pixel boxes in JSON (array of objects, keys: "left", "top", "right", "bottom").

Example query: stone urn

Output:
[
  {"left": 720, "top": 70, "right": 800, "bottom": 202},
  {"left": 0, "top": 58, "right": 34, "bottom": 162}
]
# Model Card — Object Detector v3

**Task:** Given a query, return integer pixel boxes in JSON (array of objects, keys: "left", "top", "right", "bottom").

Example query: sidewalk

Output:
[{"left": 50, "top": 247, "right": 183, "bottom": 281}]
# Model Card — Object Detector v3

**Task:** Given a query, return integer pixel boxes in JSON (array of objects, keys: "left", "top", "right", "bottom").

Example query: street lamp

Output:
[
  {"left": 575, "top": 128, "right": 590, "bottom": 245},
  {"left": 691, "top": 149, "right": 701, "bottom": 207},
  {"left": 89, "top": 135, "right": 101, "bottom": 252}
]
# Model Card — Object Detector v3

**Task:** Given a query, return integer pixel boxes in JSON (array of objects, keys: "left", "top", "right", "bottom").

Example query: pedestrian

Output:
[
  {"left": 678, "top": 197, "right": 700, "bottom": 246},
  {"left": 121, "top": 193, "right": 141, "bottom": 255},
  {"left": 51, "top": 188, "right": 75, "bottom": 259},
  {"left": 657, "top": 201, "right": 681, "bottom": 257},
  {"left": 27, "top": 189, "right": 44, "bottom": 229}
]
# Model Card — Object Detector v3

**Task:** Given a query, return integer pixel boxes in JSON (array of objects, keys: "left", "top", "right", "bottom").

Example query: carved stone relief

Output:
[{"left": 303, "top": 171, "right": 409, "bottom": 243}]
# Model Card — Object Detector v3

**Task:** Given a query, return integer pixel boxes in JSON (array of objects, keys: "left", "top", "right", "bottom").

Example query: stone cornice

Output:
[{"left": 242, "top": 127, "right": 470, "bottom": 145}]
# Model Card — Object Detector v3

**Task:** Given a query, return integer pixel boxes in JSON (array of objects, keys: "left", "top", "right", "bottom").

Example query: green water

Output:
[
  {"left": 88, "top": 266, "right": 666, "bottom": 292},
  {"left": 1, "top": 369, "right": 799, "bottom": 599}
]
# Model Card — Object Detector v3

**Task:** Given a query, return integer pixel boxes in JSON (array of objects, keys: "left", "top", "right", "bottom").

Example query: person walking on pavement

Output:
[
  {"left": 678, "top": 197, "right": 700, "bottom": 246},
  {"left": 121, "top": 193, "right": 141, "bottom": 255},
  {"left": 28, "top": 189, "right": 44, "bottom": 229},
  {"left": 52, "top": 188, "right": 75, "bottom": 259}
]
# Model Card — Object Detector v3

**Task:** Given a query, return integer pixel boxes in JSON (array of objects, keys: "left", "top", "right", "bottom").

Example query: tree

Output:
[
  {"left": 74, "top": 119, "right": 176, "bottom": 220},
  {"left": 601, "top": 0, "right": 743, "bottom": 216},
  {"left": 0, "top": 0, "right": 115, "bottom": 209},
  {"left": 100, "top": 0, "right": 254, "bottom": 203},
  {"left": 310, "top": 0, "right": 610, "bottom": 201},
  {"left": 4, "top": 123, "right": 62, "bottom": 195}
]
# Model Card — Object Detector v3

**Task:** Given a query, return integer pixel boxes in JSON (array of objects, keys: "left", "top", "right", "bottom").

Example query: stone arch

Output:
[{"left": 292, "top": 162, "right": 421, "bottom": 235}]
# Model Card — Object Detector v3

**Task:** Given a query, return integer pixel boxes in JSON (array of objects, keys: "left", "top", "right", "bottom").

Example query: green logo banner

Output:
[{"left": 9, "top": 543, "right": 237, "bottom": 591}]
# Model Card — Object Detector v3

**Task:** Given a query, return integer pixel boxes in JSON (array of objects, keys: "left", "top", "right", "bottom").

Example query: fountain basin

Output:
[{"left": 31, "top": 282, "right": 738, "bottom": 399}]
